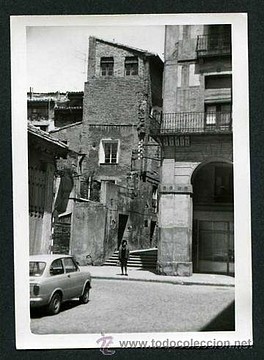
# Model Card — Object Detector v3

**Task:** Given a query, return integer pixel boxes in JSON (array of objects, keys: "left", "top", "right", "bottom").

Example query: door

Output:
[
  {"left": 194, "top": 220, "right": 234, "bottom": 275},
  {"left": 63, "top": 257, "right": 83, "bottom": 298},
  {"left": 118, "top": 214, "right": 128, "bottom": 248},
  {"left": 150, "top": 221, "right": 156, "bottom": 247},
  {"left": 48, "top": 258, "right": 69, "bottom": 298}
]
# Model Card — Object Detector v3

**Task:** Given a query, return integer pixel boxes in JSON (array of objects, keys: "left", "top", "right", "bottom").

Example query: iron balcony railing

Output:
[
  {"left": 150, "top": 111, "right": 232, "bottom": 135},
  {"left": 196, "top": 34, "right": 231, "bottom": 57}
]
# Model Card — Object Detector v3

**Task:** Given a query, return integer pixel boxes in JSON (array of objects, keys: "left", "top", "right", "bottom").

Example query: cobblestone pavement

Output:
[{"left": 31, "top": 279, "right": 235, "bottom": 334}]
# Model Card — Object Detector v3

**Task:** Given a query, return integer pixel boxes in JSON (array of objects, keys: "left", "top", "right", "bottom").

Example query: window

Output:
[
  {"left": 64, "top": 257, "right": 78, "bottom": 273},
  {"left": 100, "top": 57, "right": 114, "bottom": 76},
  {"left": 99, "top": 139, "right": 120, "bottom": 164},
  {"left": 207, "top": 25, "right": 231, "bottom": 51},
  {"left": 101, "top": 141, "right": 118, "bottom": 164},
  {"left": 50, "top": 259, "right": 64, "bottom": 276},
  {"left": 29, "top": 262, "right": 46, "bottom": 277},
  {"left": 205, "top": 74, "right": 232, "bottom": 89},
  {"left": 205, "top": 103, "right": 232, "bottom": 126},
  {"left": 125, "top": 57, "right": 138, "bottom": 76},
  {"left": 205, "top": 104, "right": 217, "bottom": 125}
]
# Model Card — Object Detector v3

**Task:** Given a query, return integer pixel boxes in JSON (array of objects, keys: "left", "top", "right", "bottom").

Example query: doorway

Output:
[
  {"left": 117, "top": 214, "right": 128, "bottom": 248},
  {"left": 193, "top": 220, "right": 234, "bottom": 275},
  {"left": 53, "top": 214, "right": 71, "bottom": 254},
  {"left": 150, "top": 221, "right": 156, "bottom": 247},
  {"left": 192, "top": 161, "right": 234, "bottom": 275}
]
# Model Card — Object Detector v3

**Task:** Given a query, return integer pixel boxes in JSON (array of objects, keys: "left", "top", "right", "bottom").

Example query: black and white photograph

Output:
[{"left": 11, "top": 14, "right": 251, "bottom": 350}]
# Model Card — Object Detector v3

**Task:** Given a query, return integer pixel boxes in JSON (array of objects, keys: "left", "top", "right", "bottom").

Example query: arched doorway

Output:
[{"left": 191, "top": 161, "right": 234, "bottom": 275}]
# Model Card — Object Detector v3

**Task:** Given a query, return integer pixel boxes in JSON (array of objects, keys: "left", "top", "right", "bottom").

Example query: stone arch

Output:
[
  {"left": 191, "top": 156, "right": 233, "bottom": 185},
  {"left": 191, "top": 156, "right": 234, "bottom": 276}
]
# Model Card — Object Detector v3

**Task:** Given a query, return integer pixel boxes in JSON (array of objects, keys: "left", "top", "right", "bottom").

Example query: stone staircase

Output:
[{"left": 103, "top": 248, "right": 158, "bottom": 269}]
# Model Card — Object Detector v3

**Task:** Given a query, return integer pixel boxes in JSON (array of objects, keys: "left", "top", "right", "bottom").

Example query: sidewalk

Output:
[{"left": 81, "top": 265, "right": 235, "bottom": 287}]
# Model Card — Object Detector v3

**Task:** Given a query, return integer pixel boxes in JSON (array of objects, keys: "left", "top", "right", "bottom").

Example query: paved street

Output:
[{"left": 31, "top": 279, "right": 235, "bottom": 334}]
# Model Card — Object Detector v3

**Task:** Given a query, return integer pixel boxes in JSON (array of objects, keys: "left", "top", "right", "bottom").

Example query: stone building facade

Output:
[
  {"left": 151, "top": 25, "right": 233, "bottom": 276},
  {"left": 50, "top": 37, "right": 163, "bottom": 264}
]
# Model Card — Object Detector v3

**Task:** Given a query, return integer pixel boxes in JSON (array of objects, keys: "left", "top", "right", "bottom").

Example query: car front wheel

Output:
[
  {"left": 79, "top": 284, "right": 90, "bottom": 304},
  {"left": 48, "top": 293, "right": 61, "bottom": 315}
]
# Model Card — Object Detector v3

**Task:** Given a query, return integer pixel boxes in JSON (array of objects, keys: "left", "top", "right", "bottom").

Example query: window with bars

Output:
[
  {"left": 100, "top": 57, "right": 114, "bottom": 76},
  {"left": 125, "top": 56, "right": 138, "bottom": 76}
]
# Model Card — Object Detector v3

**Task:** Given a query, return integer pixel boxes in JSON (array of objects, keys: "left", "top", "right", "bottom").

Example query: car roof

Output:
[{"left": 29, "top": 254, "right": 74, "bottom": 262}]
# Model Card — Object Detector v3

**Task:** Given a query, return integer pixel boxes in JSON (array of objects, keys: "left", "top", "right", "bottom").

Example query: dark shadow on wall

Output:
[{"left": 201, "top": 300, "right": 235, "bottom": 331}]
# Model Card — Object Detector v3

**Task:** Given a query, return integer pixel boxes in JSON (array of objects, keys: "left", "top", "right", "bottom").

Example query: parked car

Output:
[{"left": 29, "top": 254, "right": 91, "bottom": 315}]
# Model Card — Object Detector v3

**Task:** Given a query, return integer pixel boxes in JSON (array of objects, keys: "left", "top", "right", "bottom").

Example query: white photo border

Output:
[{"left": 11, "top": 13, "right": 251, "bottom": 349}]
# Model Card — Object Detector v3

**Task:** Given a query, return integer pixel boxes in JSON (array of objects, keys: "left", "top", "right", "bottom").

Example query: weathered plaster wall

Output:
[
  {"left": 80, "top": 124, "right": 138, "bottom": 185},
  {"left": 71, "top": 201, "right": 107, "bottom": 265},
  {"left": 50, "top": 123, "right": 82, "bottom": 153},
  {"left": 103, "top": 181, "right": 158, "bottom": 259}
]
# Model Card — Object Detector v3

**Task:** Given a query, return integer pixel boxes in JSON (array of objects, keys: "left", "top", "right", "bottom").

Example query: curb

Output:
[{"left": 92, "top": 275, "right": 235, "bottom": 287}]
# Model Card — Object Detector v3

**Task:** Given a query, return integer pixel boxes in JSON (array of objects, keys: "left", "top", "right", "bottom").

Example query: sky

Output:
[{"left": 27, "top": 26, "right": 165, "bottom": 93}]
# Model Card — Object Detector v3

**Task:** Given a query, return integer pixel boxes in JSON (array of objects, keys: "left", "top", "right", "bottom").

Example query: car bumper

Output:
[{"left": 30, "top": 297, "right": 48, "bottom": 308}]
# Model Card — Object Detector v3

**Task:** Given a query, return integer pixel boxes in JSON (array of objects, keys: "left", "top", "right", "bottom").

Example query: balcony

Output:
[
  {"left": 150, "top": 112, "right": 232, "bottom": 136},
  {"left": 196, "top": 34, "right": 231, "bottom": 58}
]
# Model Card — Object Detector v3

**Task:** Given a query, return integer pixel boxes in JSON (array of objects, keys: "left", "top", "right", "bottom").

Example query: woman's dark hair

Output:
[{"left": 122, "top": 240, "right": 127, "bottom": 246}]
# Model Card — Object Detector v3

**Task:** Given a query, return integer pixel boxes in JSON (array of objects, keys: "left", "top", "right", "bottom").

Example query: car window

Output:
[
  {"left": 50, "top": 259, "right": 64, "bottom": 276},
  {"left": 29, "top": 262, "right": 46, "bottom": 277},
  {"left": 64, "top": 257, "right": 78, "bottom": 273}
]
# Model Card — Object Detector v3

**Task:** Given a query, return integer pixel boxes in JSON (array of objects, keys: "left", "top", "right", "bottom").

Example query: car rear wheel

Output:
[
  {"left": 48, "top": 293, "right": 61, "bottom": 315},
  {"left": 79, "top": 284, "right": 90, "bottom": 304}
]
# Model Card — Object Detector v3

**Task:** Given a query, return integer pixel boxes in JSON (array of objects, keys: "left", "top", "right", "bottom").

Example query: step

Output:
[
  {"left": 104, "top": 258, "right": 157, "bottom": 263},
  {"left": 103, "top": 263, "right": 156, "bottom": 269},
  {"left": 105, "top": 259, "right": 157, "bottom": 266},
  {"left": 107, "top": 256, "right": 157, "bottom": 262},
  {"left": 108, "top": 253, "right": 157, "bottom": 259},
  {"left": 104, "top": 260, "right": 157, "bottom": 266},
  {"left": 103, "top": 248, "right": 158, "bottom": 269}
]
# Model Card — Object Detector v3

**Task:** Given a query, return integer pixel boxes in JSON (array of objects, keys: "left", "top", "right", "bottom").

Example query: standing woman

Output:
[{"left": 119, "top": 240, "right": 130, "bottom": 276}]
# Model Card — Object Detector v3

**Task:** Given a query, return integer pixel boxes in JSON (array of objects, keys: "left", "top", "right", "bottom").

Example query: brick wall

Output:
[
  {"left": 88, "top": 39, "right": 146, "bottom": 78},
  {"left": 84, "top": 37, "right": 163, "bottom": 126},
  {"left": 83, "top": 78, "right": 148, "bottom": 125}
]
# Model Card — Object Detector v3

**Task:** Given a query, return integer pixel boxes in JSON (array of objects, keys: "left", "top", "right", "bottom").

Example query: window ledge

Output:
[{"left": 99, "top": 163, "right": 119, "bottom": 165}]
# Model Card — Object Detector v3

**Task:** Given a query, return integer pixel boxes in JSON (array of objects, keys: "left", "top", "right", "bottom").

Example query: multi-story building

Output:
[
  {"left": 27, "top": 90, "right": 84, "bottom": 132},
  {"left": 151, "top": 25, "right": 233, "bottom": 276},
  {"left": 50, "top": 37, "right": 163, "bottom": 264}
]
